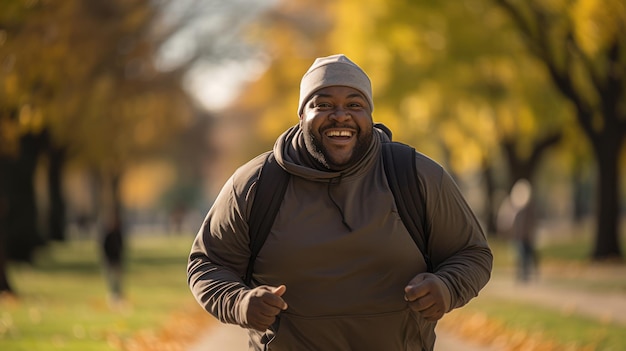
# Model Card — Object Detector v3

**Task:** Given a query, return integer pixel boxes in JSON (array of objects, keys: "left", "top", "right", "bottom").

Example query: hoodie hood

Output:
[{"left": 272, "top": 124, "right": 391, "bottom": 182}]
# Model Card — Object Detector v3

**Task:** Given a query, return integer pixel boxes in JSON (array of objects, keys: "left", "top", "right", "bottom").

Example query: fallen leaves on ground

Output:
[
  {"left": 119, "top": 304, "right": 217, "bottom": 351},
  {"left": 438, "top": 310, "right": 596, "bottom": 351}
]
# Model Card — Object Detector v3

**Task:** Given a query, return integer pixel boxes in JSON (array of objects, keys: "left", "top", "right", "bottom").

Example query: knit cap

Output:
[{"left": 297, "top": 54, "right": 373, "bottom": 116}]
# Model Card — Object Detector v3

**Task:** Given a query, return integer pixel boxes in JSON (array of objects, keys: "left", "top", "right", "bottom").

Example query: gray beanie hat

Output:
[{"left": 298, "top": 54, "right": 373, "bottom": 116}]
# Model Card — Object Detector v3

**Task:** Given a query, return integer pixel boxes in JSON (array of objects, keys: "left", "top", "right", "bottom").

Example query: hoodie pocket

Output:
[
  {"left": 407, "top": 310, "right": 437, "bottom": 351},
  {"left": 263, "top": 309, "right": 431, "bottom": 351}
]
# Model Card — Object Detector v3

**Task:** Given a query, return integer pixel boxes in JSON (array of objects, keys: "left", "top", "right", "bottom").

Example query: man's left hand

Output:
[{"left": 404, "top": 273, "right": 451, "bottom": 321}]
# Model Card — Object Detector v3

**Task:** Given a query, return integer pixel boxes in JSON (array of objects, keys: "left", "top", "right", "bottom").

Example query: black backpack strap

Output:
[
  {"left": 244, "top": 152, "right": 290, "bottom": 285},
  {"left": 382, "top": 142, "right": 432, "bottom": 272}
]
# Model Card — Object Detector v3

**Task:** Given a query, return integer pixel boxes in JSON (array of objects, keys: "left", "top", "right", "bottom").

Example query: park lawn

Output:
[
  {"left": 1, "top": 235, "right": 213, "bottom": 351},
  {"left": 446, "top": 235, "right": 626, "bottom": 350},
  {"left": 490, "top": 236, "right": 626, "bottom": 293},
  {"left": 448, "top": 296, "right": 626, "bottom": 351}
]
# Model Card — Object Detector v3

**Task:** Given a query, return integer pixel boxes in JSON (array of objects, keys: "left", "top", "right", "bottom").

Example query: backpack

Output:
[{"left": 244, "top": 142, "right": 431, "bottom": 285}]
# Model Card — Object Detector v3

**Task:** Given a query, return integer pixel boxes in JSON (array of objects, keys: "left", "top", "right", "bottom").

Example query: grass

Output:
[
  {"left": 454, "top": 296, "right": 626, "bottom": 350},
  {"left": 1, "top": 235, "right": 212, "bottom": 351},
  {"left": 441, "top": 234, "right": 626, "bottom": 350}
]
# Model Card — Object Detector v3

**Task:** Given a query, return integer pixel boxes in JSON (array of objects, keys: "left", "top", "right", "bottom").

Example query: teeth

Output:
[{"left": 326, "top": 130, "right": 352, "bottom": 137}]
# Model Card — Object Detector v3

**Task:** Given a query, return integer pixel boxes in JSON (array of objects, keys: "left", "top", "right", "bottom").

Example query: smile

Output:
[{"left": 325, "top": 130, "right": 354, "bottom": 138}]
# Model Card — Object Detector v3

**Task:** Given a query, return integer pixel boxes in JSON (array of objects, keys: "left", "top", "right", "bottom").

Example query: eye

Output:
[
  {"left": 348, "top": 102, "right": 363, "bottom": 109},
  {"left": 316, "top": 102, "right": 332, "bottom": 109}
]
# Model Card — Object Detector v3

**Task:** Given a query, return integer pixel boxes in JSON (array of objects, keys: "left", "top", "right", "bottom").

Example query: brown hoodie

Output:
[{"left": 188, "top": 125, "right": 492, "bottom": 350}]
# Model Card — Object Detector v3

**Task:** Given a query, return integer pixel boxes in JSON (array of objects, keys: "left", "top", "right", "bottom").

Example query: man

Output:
[
  {"left": 188, "top": 54, "right": 492, "bottom": 350},
  {"left": 101, "top": 214, "right": 124, "bottom": 305}
]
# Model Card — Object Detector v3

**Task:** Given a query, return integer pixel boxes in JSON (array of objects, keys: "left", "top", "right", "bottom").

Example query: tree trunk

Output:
[
  {"left": 592, "top": 139, "right": 623, "bottom": 260},
  {"left": 0, "top": 158, "right": 14, "bottom": 294},
  {"left": 0, "top": 234, "right": 12, "bottom": 294},
  {"left": 571, "top": 159, "right": 592, "bottom": 223},
  {"left": 7, "top": 133, "right": 45, "bottom": 262},
  {"left": 481, "top": 158, "right": 499, "bottom": 236},
  {"left": 48, "top": 146, "right": 67, "bottom": 241}
]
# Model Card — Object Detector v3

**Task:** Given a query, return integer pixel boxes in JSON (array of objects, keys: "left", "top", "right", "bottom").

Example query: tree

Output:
[
  {"left": 0, "top": 0, "right": 277, "bottom": 295},
  {"left": 493, "top": 0, "right": 625, "bottom": 261},
  {"left": 0, "top": 0, "right": 196, "bottom": 295}
]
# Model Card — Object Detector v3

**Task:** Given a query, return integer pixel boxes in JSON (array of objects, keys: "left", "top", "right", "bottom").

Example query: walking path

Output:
[
  {"left": 481, "top": 272, "right": 626, "bottom": 326},
  {"left": 186, "top": 263, "right": 626, "bottom": 351}
]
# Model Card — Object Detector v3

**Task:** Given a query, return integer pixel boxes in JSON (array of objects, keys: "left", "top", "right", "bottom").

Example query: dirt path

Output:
[
  {"left": 187, "top": 323, "right": 247, "bottom": 351},
  {"left": 481, "top": 273, "right": 626, "bottom": 326}
]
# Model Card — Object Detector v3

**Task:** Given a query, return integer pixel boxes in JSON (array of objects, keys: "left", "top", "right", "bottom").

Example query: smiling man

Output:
[
  {"left": 188, "top": 54, "right": 493, "bottom": 351},
  {"left": 298, "top": 55, "right": 375, "bottom": 170},
  {"left": 301, "top": 85, "right": 373, "bottom": 169}
]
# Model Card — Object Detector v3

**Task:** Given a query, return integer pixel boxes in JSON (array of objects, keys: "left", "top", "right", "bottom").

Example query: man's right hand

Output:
[{"left": 242, "top": 285, "right": 288, "bottom": 331}]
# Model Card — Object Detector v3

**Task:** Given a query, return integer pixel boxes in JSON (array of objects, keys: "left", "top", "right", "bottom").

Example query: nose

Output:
[{"left": 329, "top": 107, "right": 351, "bottom": 121}]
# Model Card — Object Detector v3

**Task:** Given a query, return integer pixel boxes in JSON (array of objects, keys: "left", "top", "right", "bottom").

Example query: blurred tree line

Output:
[
  {"left": 0, "top": 0, "right": 191, "bottom": 294},
  {"left": 494, "top": 0, "right": 625, "bottom": 261},
  {"left": 231, "top": 0, "right": 625, "bottom": 260},
  {"left": 0, "top": 0, "right": 269, "bottom": 294}
]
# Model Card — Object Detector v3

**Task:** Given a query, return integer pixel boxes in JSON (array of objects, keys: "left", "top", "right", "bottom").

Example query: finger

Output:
[
  {"left": 404, "top": 282, "right": 430, "bottom": 302},
  {"left": 249, "top": 309, "right": 280, "bottom": 331},
  {"left": 258, "top": 304, "right": 285, "bottom": 317},
  {"left": 407, "top": 295, "right": 435, "bottom": 312},
  {"left": 267, "top": 285, "right": 288, "bottom": 310},
  {"left": 254, "top": 313, "right": 276, "bottom": 326},
  {"left": 272, "top": 285, "right": 286, "bottom": 297},
  {"left": 406, "top": 273, "right": 427, "bottom": 286},
  {"left": 418, "top": 304, "right": 444, "bottom": 321}
]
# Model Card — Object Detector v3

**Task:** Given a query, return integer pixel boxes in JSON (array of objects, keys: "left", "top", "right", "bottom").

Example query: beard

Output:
[{"left": 303, "top": 124, "right": 373, "bottom": 171}]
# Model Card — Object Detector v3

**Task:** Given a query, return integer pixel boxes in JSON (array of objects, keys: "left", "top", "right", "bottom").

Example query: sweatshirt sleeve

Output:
[
  {"left": 187, "top": 159, "right": 262, "bottom": 327},
  {"left": 418, "top": 156, "right": 493, "bottom": 311}
]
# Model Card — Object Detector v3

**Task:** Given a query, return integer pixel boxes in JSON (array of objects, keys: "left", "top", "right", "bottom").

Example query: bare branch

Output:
[{"left": 492, "top": 0, "right": 542, "bottom": 56}]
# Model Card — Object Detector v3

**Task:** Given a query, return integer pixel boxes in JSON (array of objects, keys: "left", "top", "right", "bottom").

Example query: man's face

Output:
[{"left": 300, "top": 86, "right": 373, "bottom": 170}]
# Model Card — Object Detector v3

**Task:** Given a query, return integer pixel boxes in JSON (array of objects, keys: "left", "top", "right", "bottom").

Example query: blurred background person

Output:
[{"left": 101, "top": 214, "right": 125, "bottom": 306}]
